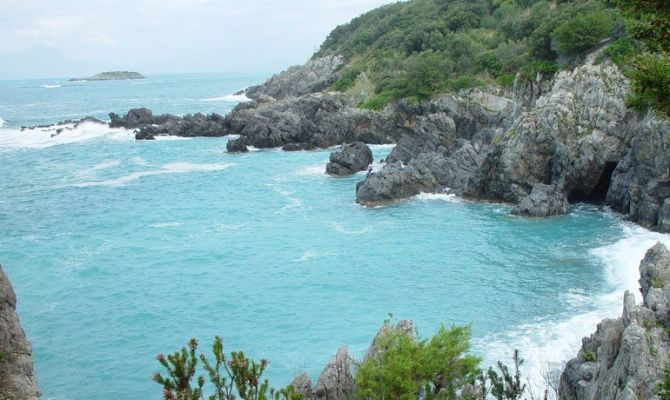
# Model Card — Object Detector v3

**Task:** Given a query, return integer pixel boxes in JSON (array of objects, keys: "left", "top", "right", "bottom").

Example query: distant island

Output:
[{"left": 70, "top": 71, "right": 145, "bottom": 81}]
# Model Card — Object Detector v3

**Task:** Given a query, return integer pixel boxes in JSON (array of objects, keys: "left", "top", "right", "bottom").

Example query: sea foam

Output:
[
  {"left": 201, "top": 92, "right": 251, "bottom": 103},
  {"left": 41, "top": 84, "right": 62, "bottom": 89},
  {"left": 73, "top": 162, "right": 235, "bottom": 187},
  {"left": 0, "top": 116, "right": 5, "bottom": 128},
  {"left": 0, "top": 121, "right": 133, "bottom": 149},
  {"left": 477, "top": 220, "right": 670, "bottom": 398}
]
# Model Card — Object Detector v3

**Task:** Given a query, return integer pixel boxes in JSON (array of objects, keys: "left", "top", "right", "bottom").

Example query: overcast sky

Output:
[{"left": 0, "top": 0, "right": 396, "bottom": 79}]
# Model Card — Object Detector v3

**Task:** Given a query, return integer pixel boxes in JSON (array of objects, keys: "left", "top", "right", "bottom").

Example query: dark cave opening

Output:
[{"left": 568, "top": 162, "right": 618, "bottom": 204}]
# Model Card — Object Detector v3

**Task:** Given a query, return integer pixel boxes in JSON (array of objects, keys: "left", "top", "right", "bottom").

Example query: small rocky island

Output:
[{"left": 70, "top": 71, "right": 145, "bottom": 82}]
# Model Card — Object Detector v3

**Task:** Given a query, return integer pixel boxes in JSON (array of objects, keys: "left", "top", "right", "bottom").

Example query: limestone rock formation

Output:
[
  {"left": 245, "top": 56, "right": 344, "bottom": 101},
  {"left": 326, "top": 142, "right": 373, "bottom": 176},
  {"left": 512, "top": 183, "right": 570, "bottom": 217},
  {"left": 290, "top": 372, "right": 314, "bottom": 400},
  {"left": 363, "top": 320, "right": 414, "bottom": 363},
  {"left": 559, "top": 243, "right": 670, "bottom": 400},
  {"left": 223, "top": 93, "right": 402, "bottom": 151},
  {"left": 314, "top": 347, "right": 355, "bottom": 400},
  {"left": 0, "top": 265, "right": 40, "bottom": 400}
]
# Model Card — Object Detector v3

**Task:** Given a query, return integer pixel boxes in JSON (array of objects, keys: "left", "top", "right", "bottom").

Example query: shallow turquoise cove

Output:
[{"left": 0, "top": 74, "right": 667, "bottom": 400}]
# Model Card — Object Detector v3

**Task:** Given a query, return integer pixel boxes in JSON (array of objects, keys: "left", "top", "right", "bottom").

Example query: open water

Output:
[{"left": 0, "top": 74, "right": 668, "bottom": 399}]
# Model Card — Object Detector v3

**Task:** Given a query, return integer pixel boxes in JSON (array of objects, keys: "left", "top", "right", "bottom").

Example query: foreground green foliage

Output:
[
  {"left": 355, "top": 325, "right": 480, "bottom": 399},
  {"left": 316, "top": 0, "right": 621, "bottom": 109},
  {"left": 154, "top": 337, "right": 302, "bottom": 400}
]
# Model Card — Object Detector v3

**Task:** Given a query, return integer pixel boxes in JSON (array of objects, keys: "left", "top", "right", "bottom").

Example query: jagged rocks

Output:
[
  {"left": 135, "top": 113, "right": 228, "bottom": 139},
  {"left": 363, "top": 320, "right": 413, "bottom": 363},
  {"left": 326, "top": 142, "right": 373, "bottom": 176},
  {"left": 512, "top": 183, "right": 570, "bottom": 217},
  {"left": 314, "top": 347, "right": 355, "bottom": 400},
  {"left": 0, "top": 265, "right": 40, "bottom": 400},
  {"left": 290, "top": 372, "right": 314, "bottom": 400},
  {"left": 559, "top": 243, "right": 670, "bottom": 400},
  {"left": 109, "top": 107, "right": 176, "bottom": 129},
  {"left": 245, "top": 56, "right": 344, "bottom": 101}
]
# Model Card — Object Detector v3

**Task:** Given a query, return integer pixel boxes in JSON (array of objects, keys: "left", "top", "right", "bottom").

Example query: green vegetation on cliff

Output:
[{"left": 315, "top": 0, "right": 621, "bottom": 110}]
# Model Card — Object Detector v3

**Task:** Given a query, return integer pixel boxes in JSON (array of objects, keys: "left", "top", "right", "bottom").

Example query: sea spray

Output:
[{"left": 477, "top": 219, "right": 670, "bottom": 397}]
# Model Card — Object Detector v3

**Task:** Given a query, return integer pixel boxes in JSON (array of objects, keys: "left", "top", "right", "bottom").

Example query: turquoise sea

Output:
[{"left": 0, "top": 74, "right": 668, "bottom": 399}]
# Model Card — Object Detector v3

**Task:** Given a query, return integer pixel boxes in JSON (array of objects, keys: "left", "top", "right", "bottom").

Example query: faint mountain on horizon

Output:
[{"left": 0, "top": 45, "right": 101, "bottom": 80}]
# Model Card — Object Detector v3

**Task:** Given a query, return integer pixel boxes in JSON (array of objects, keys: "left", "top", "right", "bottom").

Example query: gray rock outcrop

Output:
[
  {"left": 290, "top": 372, "right": 314, "bottom": 400},
  {"left": 512, "top": 183, "right": 570, "bottom": 217},
  {"left": 559, "top": 243, "right": 670, "bottom": 400},
  {"left": 0, "top": 265, "right": 40, "bottom": 400},
  {"left": 314, "top": 347, "right": 355, "bottom": 400},
  {"left": 223, "top": 92, "right": 403, "bottom": 151},
  {"left": 363, "top": 320, "right": 414, "bottom": 363},
  {"left": 326, "top": 142, "right": 373, "bottom": 176},
  {"left": 245, "top": 56, "right": 344, "bottom": 101},
  {"left": 355, "top": 92, "right": 507, "bottom": 206}
]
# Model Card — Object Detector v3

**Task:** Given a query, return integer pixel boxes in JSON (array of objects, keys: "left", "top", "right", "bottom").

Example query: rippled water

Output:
[{"left": 0, "top": 75, "right": 668, "bottom": 400}]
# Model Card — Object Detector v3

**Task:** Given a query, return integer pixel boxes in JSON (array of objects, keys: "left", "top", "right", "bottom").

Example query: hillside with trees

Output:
[{"left": 315, "top": 0, "right": 667, "bottom": 117}]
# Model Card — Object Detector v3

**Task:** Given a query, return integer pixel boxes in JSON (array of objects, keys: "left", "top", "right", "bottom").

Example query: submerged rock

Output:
[
  {"left": 0, "top": 265, "right": 40, "bottom": 400},
  {"left": 559, "top": 243, "right": 670, "bottom": 400},
  {"left": 326, "top": 142, "right": 373, "bottom": 176}
]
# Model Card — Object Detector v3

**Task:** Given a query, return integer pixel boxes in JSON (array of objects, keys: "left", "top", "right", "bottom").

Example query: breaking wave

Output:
[
  {"left": 476, "top": 221, "right": 670, "bottom": 398},
  {"left": 0, "top": 121, "right": 132, "bottom": 150}
]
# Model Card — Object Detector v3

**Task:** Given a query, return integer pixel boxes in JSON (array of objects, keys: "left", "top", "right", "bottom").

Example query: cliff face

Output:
[
  {"left": 559, "top": 243, "right": 670, "bottom": 400},
  {"left": 0, "top": 266, "right": 40, "bottom": 400}
]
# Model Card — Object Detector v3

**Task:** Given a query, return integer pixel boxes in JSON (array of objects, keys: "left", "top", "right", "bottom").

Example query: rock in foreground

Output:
[
  {"left": 326, "top": 142, "right": 373, "bottom": 176},
  {"left": 559, "top": 243, "right": 670, "bottom": 400},
  {"left": 0, "top": 265, "right": 40, "bottom": 400}
]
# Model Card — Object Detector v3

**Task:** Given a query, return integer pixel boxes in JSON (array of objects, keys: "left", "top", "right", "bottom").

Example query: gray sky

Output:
[{"left": 0, "top": 0, "right": 396, "bottom": 79}]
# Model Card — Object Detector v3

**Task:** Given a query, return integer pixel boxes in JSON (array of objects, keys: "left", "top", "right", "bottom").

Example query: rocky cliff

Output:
[
  {"left": 559, "top": 243, "right": 670, "bottom": 400},
  {"left": 0, "top": 266, "right": 40, "bottom": 400}
]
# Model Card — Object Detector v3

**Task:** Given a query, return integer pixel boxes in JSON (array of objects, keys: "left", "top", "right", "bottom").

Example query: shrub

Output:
[
  {"left": 627, "top": 52, "right": 670, "bottom": 119},
  {"left": 603, "top": 37, "right": 638, "bottom": 66},
  {"left": 154, "top": 337, "right": 302, "bottom": 400},
  {"left": 582, "top": 351, "right": 597, "bottom": 362},
  {"left": 659, "top": 364, "right": 670, "bottom": 400},
  {"left": 552, "top": 9, "right": 614, "bottom": 57},
  {"left": 650, "top": 275, "right": 666, "bottom": 289},
  {"left": 355, "top": 324, "right": 480, "bottom": 400}
]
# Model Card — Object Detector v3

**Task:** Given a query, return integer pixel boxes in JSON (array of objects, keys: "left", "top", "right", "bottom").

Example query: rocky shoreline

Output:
[{"left": 20, "top": 47, "right": 670, "bottom": 232}]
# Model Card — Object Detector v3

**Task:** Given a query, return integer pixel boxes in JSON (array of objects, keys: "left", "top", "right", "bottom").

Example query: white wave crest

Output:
[
  {"left": 0, "top": 116, "right": 5, "bottom": 128},
  {"left": 414, "top": 192, "right": 461, "bottom": 203},
  {"left": 295, "top": 164, "right": 327, "bottom": 177},
  {"left": 368, "top": 144, "right": 396, "bottom": 150},
  {"left": 477, "top": 221, "right": 670, "bottom": 398},
  {"left": 293, "top": 250, "right": 337, "bottom": 262},
  {"left": 150, "top": 222, "right": 182, "bottom": 228},
  {"left": 73, "top": 162, "right": 235, "bottom": 187},
  {"left": 0, "top": 121, "right": 132, "bottom": 150},
  {"left": 153, "top": 136, "right": 193, "bottom": 141},
  {"left": 41, "top": 84, "right": 61, "bottom": 89},
  {"left": 74, "top": 160, "right": 121, "bottom": 178},
  {"left": 200, "top": 93, "right": 251, "bottom": 103}
]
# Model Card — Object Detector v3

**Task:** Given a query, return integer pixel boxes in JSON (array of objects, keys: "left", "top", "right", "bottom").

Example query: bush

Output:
[
  {"left": 355, "top": 324, "right": 480, "bottom": 400},
  {"left": 627, "top": 52, "right": 670, "bottom": 119},
  {"left": 552, "top": 9, "right": 614, "bottom": 57},
  {"left": 603, "top": 37, "right": 638, "bottom": 66},
  {"left": 154, "top": 337, "right": 302, "bottom": 400}
]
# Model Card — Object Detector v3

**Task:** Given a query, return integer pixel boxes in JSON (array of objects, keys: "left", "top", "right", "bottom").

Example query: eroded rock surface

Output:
[
  {"left": 559, "top": 243, "right": 670, "bottom": 400},
  {"left": 326, "top": 142, "right": 373, "bottom": 176},
  {"left": 0, "top": 265, "right": 40, "bottom": 400}
]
